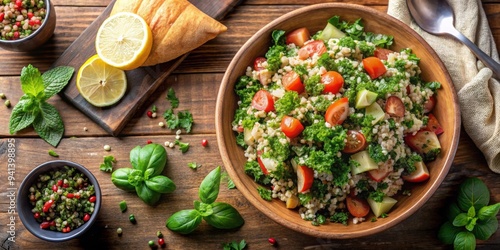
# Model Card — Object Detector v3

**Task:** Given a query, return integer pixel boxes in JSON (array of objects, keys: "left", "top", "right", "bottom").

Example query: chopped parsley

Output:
[
  {"left": 99, "top": 155, "right": 116, "bottom": 172},
  {"left": 175, "top": 140, "right": 190, "bottom": 153},
  {"left": 257, "top": 186, "right": 272, "bottom": 201}
]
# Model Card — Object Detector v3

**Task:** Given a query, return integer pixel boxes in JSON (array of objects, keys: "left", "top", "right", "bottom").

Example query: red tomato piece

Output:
[
  {"left": 298, "top": 40, "right": 327, "bottom": 60},
  {"left": 297, "top": 165, "right": 314, "bottom": 193},
  {"left": 423, "top": 95, "right": 436, "bottom": 113},
  {"left": 368, "top": 165, "right": 392, "bottom": 182},
  {"left": 343, "top": 130, "right": 367, "bottom": 154},
  {"left": 321, "top": 71, "right": 344, "bottom": 94},
  {"left": 257, "top": 156, "right": 269, "bottom": 175},
  {"left": 346, "top": 196, "right": 370, "bottom": 218},
  {"left": 425, "top": 113, "right": 444, "bottom": 135},
  {"left": 362, "top": 57, "right": 387, "bottom": 79},
  {"left": 253, "top": 57, "right": 267, "bottom": 71},
  {"left": 40, "top": 221, "right": 50, "bottom": 229},
  {"left": 281, "top": 116, "right": 304, "bottom": 138},
  {"left": 286, "top": 27, "right": 310, "bottom": 47},
  {"left": 374, "top": 47, "right": 394, "bottom": 60},
  {"left": 43, "top": 200, "right": 53, "bottom": 213},
  {"left": 404, "top": 130, "right": 441, "bottom": 156},
  {"left": 325, "top": 97, "right": 349, "bottom": 125},
  {"left": 252, "top": 90, "right": 275, "bottom": 112},
  {"left": 282, "top": 71, "right": 304, "bottom": 93},
  {"left": 385, "top": 96, "right": 405, "bottom": 117}
]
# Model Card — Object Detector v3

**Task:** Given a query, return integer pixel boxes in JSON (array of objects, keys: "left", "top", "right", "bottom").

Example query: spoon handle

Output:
[{"left": 447, "top": 27, "right": 500, "bottom": 78}]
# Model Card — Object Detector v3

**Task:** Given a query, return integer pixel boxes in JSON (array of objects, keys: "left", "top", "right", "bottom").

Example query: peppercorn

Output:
[
  {"left": 129, "top": 214, "right": 136, "bottom": 224},
  {"left": 268, "top": 237, "right": 277, "bottom": 246},
  {"left": 117, "top": 227, "right": 123, "bottom": 236},
  {"left": 148, "top": 240, "right": 155, "bottom": 247},
  {"left": 201, "top": 139, "right": 208, "bottom": 147},
  {"left": 147, "top": 110, "right": 153, "bottom": 118},
  {"left": 158, "top": 238, "right": 165, "bottom": 247},
  {"left": 0, "top": 93, "right": 5, "bottom": 99},
  {"left": 104, "top": 145, "right": 111, "bottom": 151},
  {"left": 5, "top": 99, "right": 11, "bottom": 108},
  {"left": 156, "top": 230, "right": 163, "bottom": 238},
  {"left": 147, "top": 140, "right": 153, "bottom": 144},
  {"left": 159, "top": 122, "right": 165, "bottom": 127}
]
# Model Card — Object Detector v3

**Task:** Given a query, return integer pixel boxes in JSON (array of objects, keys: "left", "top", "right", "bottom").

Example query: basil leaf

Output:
[
  {"left": 452, "top": 213, "right": 469, "bottom": 227},
  {"left": 437, "top": 221, "right": 463, "bottom": 245},
  {"left": 457, "top": 177, "right": 490, "bottom": 211},
  {"left": 9, "top": 95, "right": 37, "bottom": 134},
  {"left": 42, "top": 66, "right": 74, "bottom": 100},
  {"left": 467, "top": 206, "right": 475, "bottom": 218},
  {"left": 446, "top": 202, "right": 462, "bottom": 222},
  {"left": 135, "top": 181, "right": 161, "bottom": 206},
  {"left": 145, "top": 175, "right": 176, "bottom": 194},
  {"left": 111, "top": 168, "right": 136, "bottom": 191},
  {"left": 199, "top": 166, "right": 221, "bottom": 204},
  {"left": 144, "top": 168, "right": 155, "bottom": 180},
  {"left": 465, "top": 217, "right": 477, "bottom": 231},
  {"left": 472, "top": 216, "right": 498, "bottom": 240},
  {"left": 477, "top": 203, "right": 500, "bottom": 221},
  {"left": 453, "top": 231, "right": 476, "bottom": 250},
  {"left": 203, "top": 202, "right": 244, "bottom": 229},
  {"left": 194, "top": 200, "right": 213, "bottom": 217},
  {"left": 137, "top": 144, "right": 167, "bottom": 176},
  {"left": 166, "top": 209, "right": 202, "bottom": 234},
  {"left": 130, "top": 145, "right": 141, "bottom": 170},
  {"left": 128, "top": 169, "right": 144, "bottom": 187},
  {"left": 20, "top": 64, "right": 45, "bottom": 99},
  {"left": 32, "top": 102, "right": 64, "bottom": 147}
]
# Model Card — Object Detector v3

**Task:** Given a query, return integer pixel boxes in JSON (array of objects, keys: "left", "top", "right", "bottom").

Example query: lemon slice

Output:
[
  {"left": 95, "top": 12, "right": 152, "bottom": 70},
  {"left": 77, "top": 55, "right": 127, "bottom": 107}
]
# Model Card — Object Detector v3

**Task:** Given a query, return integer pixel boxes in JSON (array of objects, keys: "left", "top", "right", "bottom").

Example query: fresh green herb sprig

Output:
[
  {"left": 100, "top": 155, "right": 116, "bottom": 172},
  {"left": 111, "top": 144, "right": 176, "bottom": 205},
  {"left": 438, "top": 177, "right": 500, "bottom": 249},
  {"left": 166, "top": 166, "right": 244, "bottom": 234},
  {"left": 48, "top": 149, "right": 59, "bottom": 157},
  {"left": 175, "top": 139, "right": 189, "bottom": 153},
  {"left": 9, "top": 65, "right": 74, "bottom": 147},
  {"left": 188, "top": 162, "right": 200, "bottom": 170},
  {"left": 163, "top": 88, "right": 193, "bottom": 133},
  {"left": 223, "top": 239, "right": 247, "bottom": 250}
]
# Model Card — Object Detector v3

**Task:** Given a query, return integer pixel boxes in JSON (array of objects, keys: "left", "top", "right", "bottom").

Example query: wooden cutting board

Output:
[{"left": 52, "top": 0, "right": 241, "bottom": 136}]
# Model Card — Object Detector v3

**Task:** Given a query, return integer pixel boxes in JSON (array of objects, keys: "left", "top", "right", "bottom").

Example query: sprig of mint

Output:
[
  {"left": 438, "top": 177, "right": 500, "bottom": 249},
  {"left": 9, "top": 65, "right": 74, "bottom": 147}
]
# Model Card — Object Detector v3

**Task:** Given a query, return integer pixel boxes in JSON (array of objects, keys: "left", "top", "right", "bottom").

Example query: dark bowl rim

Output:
[
  {"left": 216, "top": 2, "right": 460, "bottom": 239},
  {"left": 16, "top": 160, "right": 101, "bottom": 242},
  {"left": 0, "top": 0, "right": 53, "bottom": 44}
]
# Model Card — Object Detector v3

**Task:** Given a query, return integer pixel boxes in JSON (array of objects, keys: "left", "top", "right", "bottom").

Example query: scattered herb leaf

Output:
[
  {"left": 48, "top": 149, "right": 59, "bottom": 157},
  {"left": 175, "top": 140, "right": 190, "bottom": 153},
  {"left": 223, "top": 239, "right": 247, "bottom": 250},
  {"left": 100, "top": 155, "right": 116, "bottom": 172},
  {"left": 166, "top": 88, "right": 179, "bottom": 108},
  {"left": 188, "top": 162, "right": 201, "bottom": 170}
]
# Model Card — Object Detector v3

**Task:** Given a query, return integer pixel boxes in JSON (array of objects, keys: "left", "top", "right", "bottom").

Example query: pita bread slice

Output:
[{"left": 110, "top": 0, "right": 227, "bottom": 66}]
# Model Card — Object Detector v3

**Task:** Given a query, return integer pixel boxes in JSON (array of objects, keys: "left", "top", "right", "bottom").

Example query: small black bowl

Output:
[
  {"left": 0, "top": 0, "right": 56, "bottom": 51},
  {"left": 17, "top": 160, "right": 101, "bottom": 242}
]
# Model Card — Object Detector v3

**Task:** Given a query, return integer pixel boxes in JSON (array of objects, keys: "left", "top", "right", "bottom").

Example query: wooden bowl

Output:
[{"left": 216, "top": 3, "right": 460, "bottom": 238}]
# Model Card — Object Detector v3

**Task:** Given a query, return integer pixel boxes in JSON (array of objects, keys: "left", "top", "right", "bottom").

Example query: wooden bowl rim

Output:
[{"left": 216, "top": 2, "right": 460, "bottom": 239}]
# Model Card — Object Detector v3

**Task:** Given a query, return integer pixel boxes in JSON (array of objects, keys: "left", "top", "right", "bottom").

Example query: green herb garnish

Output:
[
  {"left": 100, "top": 155, "right": 116, "bottom": 172},
  {"left": 9, "top": 65, "right": 74, "bottom": 147},
  {"left": 223, "top": 239, "right": 247, "bottom": 250},
  {"left": 166, "top": 166, "right": 244, "bottom": 234},
  {"left": 48, "top": 149, "right": 59, "bottom": 157}
]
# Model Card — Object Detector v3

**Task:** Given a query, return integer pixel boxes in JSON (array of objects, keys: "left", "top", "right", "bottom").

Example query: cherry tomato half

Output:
[
  {"left": 252, "top": 90, "right": 275, "bottom": 112},
  {"left": 343, "top": 130, "right": 367, "bottom": 154},
  {"left": 362, "top": 57, "right": 387, "bottom": 79},
  {"left": 280, "top": 116, "right": 304, "bottom": 138},
  {"left": 346, "top": 196, "right": 370, "bottom": 218},
  {"left": 282, "top": 71, "right": 304, "bottom": 93},
  {"left": 298, "top": 40, "right": 327, "bottom": 60},
  {"left": 325, "top": 97, "right": 349, "bottom": 125},
  {"left": 385, "top": 96, "right": 405, "bottom": 117},
  {"left": 253, "top": 57, "right": 267, "bottom": 71},
  {"left": 373, "top": 47, "right": 394, "bottom": 60},
  {"left": 321, "top": 71, "right": 344, "bottom": 94}
]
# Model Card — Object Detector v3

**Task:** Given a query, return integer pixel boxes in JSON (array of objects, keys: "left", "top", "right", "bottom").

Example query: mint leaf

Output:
[
  {"left": 454, "top": 231, "right": 476, "bottom": 250},
  {"left": 42, "top": 66, "right": 74, "bottom": 99},
  {"left": 457, "top": 177, "right": 490, "bottom": 211},
  {"left": 167, "top": 88, "right": 179, "bottom": 108},
  {"left": 9, "top": 95, "right": 37, "bottom": 134},
  {"left": 20, "top": 64, "right": 45, "bottom": 99},
  {"left": 33, "top": 102, "right": 64, "bottom": 147},
  {"left": 472, "top": 216, "right": 498, "bottom": 240}
]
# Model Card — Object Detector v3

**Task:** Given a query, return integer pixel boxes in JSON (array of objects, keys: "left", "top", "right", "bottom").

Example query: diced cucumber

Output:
[
  {"left": 319, "top": 22, "right": 345, "bottom": 41},
  {"left": 351, "top": 150, "right": 379, "bottom": 175},
  {"left": 355, "top": 89, "right": 378, "bottom": 109},
  {"left": 367, "top": 196, "right": 398, "bottom": 217},
  {"left": 365, "top": 102, "right": 385, "bottom": 125}
]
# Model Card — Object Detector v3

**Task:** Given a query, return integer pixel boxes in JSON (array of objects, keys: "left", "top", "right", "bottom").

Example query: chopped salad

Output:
[{"left": 232, "top": 16, "right": 443, "bottom": 225}]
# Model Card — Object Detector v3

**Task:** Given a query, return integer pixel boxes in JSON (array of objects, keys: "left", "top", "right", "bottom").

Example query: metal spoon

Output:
[{"left": 407, "top": 0, "right": 500, "bottom": 78}]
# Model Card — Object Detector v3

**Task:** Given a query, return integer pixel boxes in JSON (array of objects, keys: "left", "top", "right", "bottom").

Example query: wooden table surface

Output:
[{"left": 1, "top": 0, "right": 500, "bottom": 249}]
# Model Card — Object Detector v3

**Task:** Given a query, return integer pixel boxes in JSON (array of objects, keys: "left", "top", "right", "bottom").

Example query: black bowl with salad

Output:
[{"left": 17, "top": 160, "right": 101, "bottom": 242}]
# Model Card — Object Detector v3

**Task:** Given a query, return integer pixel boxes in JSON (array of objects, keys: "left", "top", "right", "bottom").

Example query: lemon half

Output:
[
  {"left": 95, "top": 12, "right": 152, "bottom": 70},
  {"left": 77, "top": 55, "right": 127, "bottom": 107}
]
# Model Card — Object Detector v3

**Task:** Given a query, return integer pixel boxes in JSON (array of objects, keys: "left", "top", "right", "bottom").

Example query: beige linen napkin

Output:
[{"left": 388, "top": 0, "right": 500, "bottom": 173}]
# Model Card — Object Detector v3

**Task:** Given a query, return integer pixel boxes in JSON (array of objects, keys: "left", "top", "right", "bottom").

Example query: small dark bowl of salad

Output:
[
  {"left": 0, "top": 0, "right": 56, "bottom": 51},
  {"left": 17, "top": 160, "right": 101, "bottom": 242}
]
